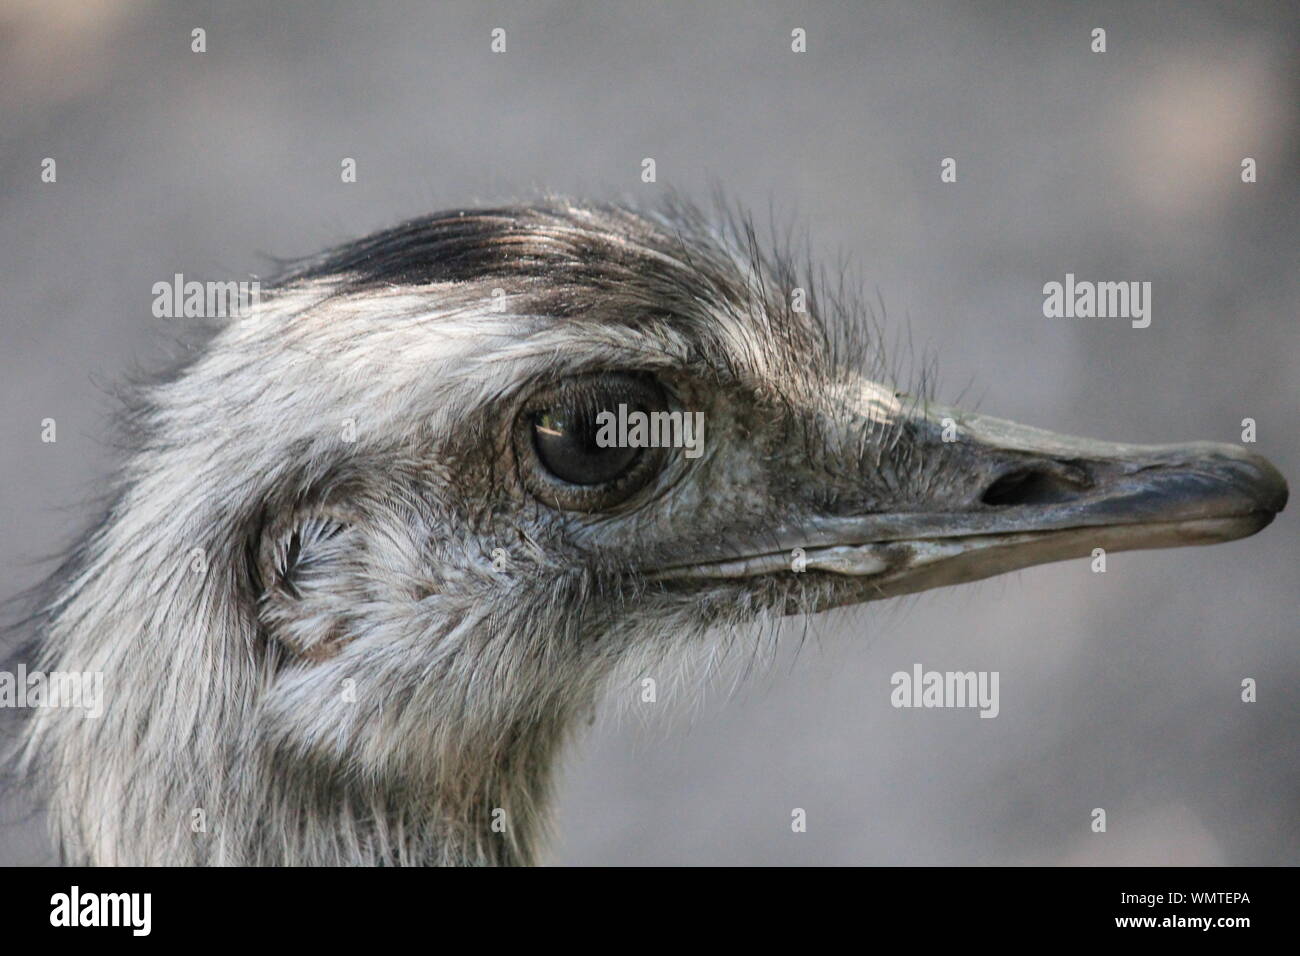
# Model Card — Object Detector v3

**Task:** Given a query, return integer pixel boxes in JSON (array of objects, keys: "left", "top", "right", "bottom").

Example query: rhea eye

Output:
[
  {"left": 520, "top": 373, "right": 670, "bottom": 510},
  {"left": 531, "top": 406, "right": 642, "bottom": 485}
]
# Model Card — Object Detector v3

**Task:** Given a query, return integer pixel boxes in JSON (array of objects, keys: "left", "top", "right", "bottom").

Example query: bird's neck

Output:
[
  {"left": 29, "top": 553, "right": 574, "bottom": 866},
  {"left": 234, "top": 731, "right": 566, "bottom": 866},
  {"left": 40, "top": 691, "right": 568, "bottom": 866}
]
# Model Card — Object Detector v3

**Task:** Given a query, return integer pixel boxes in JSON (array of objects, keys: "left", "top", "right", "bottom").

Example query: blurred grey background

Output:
[{"left": 1, "top": 0, "right": 1296, "bottom": 865}]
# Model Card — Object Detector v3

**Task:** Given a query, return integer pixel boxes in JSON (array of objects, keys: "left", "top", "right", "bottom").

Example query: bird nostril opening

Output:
[{"left": 980, "top": 467, "right": 1090, "bottom": 507}]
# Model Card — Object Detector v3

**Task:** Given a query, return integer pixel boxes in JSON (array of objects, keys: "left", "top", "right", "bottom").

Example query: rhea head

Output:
[{"left": 21, "top": 199, "right": 1287, "bottom": 865}]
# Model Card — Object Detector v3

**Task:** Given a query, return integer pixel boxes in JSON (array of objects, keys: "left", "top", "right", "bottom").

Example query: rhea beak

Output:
[{"left": 656, "top": 403, "right": 1288, "bottom": 601}]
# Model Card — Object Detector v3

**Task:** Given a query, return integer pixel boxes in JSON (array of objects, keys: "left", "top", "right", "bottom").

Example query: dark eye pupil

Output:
[{"left": 531, "top": 403, "right": 643, "bottom": 485}]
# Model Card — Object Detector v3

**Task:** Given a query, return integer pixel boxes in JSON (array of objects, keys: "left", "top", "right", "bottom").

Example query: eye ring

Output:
[{"left": 515, "top": 372, "right": 671, "bottom": 512}]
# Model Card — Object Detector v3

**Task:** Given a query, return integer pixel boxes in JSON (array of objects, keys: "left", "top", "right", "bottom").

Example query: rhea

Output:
[{"left": 12, "top": 201, "right": 1287, "bottom": 865}]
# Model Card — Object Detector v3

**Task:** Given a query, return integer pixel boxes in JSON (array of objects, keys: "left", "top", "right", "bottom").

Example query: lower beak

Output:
[{"left": 655, "top": 407, "right": 1288, "bottom": 600}]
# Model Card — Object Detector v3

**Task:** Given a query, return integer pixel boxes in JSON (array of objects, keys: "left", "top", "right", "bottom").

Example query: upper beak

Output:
[{"left": 656, "top": 404, "right": 1288, "bottom": 601}]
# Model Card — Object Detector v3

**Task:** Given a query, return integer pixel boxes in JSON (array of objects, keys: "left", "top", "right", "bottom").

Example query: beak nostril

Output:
[{"left": 980, "top": 467, "right": 1090, "bottom": 507}]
